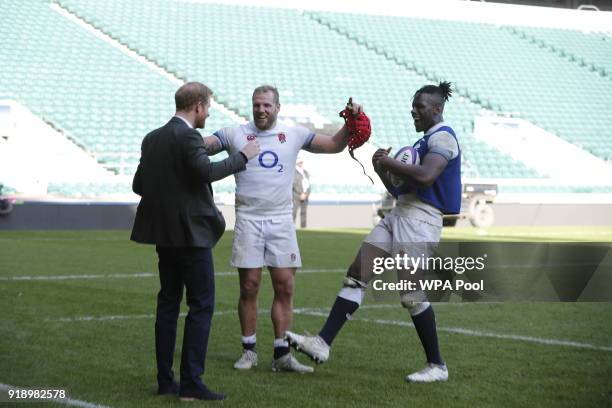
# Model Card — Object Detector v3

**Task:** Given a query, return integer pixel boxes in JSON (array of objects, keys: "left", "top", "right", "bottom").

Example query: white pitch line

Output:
[
  {"left": 0, "top": 383, "right": 111, "bottom": 408},
  {"left": 45, "top": 305, "right": 399, "bottom": 323},
  {"left": 42, "top": 304, "right": 443, "bottom": 323},
  {"left": 0, "top": 273, "right": 156, "bottom": 281},
  {"left": 0, "top": 268, "right": 345, "bottom": 281},
  {"left": 44, "top": 309, "right": 236, "bottom": 323},
  {"left": 44, "top": 305, "right": 612, "bottom": 352},
  {"left": 45, "top": 305, "right": 398, "bottom": 323},
  {"left": 6, "top": 261, "right": 611, "bottom": 281},
  {"left": 293, "top": 308, "right": 612, "bottom": 352}
]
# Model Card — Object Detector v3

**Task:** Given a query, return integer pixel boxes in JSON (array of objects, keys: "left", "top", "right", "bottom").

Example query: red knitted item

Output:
[
  {"left": 339, "top": 98, "right": 373, "bottom": 183},
  {"left": 339, "top": 100, "right": 372, "bottom": 155}
]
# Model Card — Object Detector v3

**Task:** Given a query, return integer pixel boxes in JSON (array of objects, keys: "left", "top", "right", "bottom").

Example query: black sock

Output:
[
  {"left": 411, "top": 305, "right": 444, "bottom": 365},
  {"left": 273, "top": 346, "right": 290, "bottom": 359},
  {"left": 242, "top": 342, "right": 256, "bottom": 351},
  {"left": 318, "top": 296, "right": 360, "bottom": 346}
]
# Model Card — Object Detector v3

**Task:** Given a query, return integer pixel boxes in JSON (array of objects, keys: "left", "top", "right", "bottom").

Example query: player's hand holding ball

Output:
[
  {"left": 372, "top": 147, "right": 392, "bottom": 172},
  {"left": 241, "top": 140, "right": 261, "bottom": 160},
  {"left": 387, "top": 146, "right": 420, "bottom": 191}
]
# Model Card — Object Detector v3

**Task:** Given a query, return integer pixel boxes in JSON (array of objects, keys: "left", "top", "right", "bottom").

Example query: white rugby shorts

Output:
[
  {"left": 231, "top": 215, "right": 301, "bottom": 268},
  {"left": 364, "top": 208, "right": 442, "bottom": 258}
]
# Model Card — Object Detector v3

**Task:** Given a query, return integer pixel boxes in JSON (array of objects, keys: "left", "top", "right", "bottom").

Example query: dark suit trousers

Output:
[
  {"left": 293, "top": 197, "right": 308, "bottom": 228},
  {"left": 155, "top": 246, "right": 215, "bottom": 393}
]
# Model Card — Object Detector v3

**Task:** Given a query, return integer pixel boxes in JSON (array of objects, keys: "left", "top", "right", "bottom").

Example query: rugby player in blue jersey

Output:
[{"left": 287, "top": 82, "right": 459, "bottom": 383}]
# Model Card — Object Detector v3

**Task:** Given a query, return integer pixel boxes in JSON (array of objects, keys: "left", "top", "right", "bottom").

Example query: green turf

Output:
[{"left": 1, "top": 227, "right": 611, "bottom": 407}]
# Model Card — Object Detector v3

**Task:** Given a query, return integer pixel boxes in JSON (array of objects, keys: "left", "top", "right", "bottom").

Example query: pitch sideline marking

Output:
[
  {"left": 44, "top": 309, "right": 237, "bottom": 323},
  {"left": 42, "top": 306, "right": 612, "bottom": 352},
  {"left": 43, "top": 306, "right": 397, "bottom": 323},
  {"left": 294, "top": 308, "right": 612, "bottom": 352},
  {"left": 0, "top": 268, "right": 345, "bottom": 281},
  {"left": 0, "top": 383, "right": 111, "bottom": 408}
]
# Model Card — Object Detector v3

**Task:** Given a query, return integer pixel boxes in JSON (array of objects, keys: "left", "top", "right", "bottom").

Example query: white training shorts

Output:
[
  {"left": 363, "top": 208, "right": 442, "bottom": 258},
  {"left": 231, "top": 215, "right": 302, "bottom": 268},
  {"left": 364, "top": 208, "right": 442, "bottom": 304}
]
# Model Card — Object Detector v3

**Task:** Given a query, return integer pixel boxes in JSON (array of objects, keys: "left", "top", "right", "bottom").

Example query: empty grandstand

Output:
[{"left": 1, "top": 0, "right": 611, "bottom": 227}]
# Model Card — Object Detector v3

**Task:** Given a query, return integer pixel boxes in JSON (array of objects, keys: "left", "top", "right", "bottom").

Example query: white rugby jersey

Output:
[{"left": 214, "top": 121, "right": 315, "bottom": 220}]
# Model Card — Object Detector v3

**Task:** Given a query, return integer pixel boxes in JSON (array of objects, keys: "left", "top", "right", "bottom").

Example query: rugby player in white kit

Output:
[{"left": 203, "top": 85, "right": 361, "bottom": 373}]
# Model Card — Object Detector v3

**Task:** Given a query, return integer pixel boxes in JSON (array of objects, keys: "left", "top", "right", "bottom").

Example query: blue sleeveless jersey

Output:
[{"left": 413, "top": 125, "right": 461, "bottom": 214}]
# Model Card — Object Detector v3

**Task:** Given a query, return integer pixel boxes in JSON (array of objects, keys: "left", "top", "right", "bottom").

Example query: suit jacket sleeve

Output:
[
  {"left": 132, "top": 143, "right": 144, "bottom": 195},
  {"left": 182, "top": 129, "right": 247, "bottom": 182}
]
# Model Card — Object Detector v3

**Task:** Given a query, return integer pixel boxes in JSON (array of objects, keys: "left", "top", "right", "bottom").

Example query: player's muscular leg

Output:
[
  {"left": 238, "top": 268, "right": 262, "bottom": 336},
  {"left": 302, "top": 242, "right": 391, "bottom": 349},
  {"left": 269, "top": 267, "right": 296, "bottom": 339},
  {"left": 347, "top": 242, "right": 390, "bottom": 285}
]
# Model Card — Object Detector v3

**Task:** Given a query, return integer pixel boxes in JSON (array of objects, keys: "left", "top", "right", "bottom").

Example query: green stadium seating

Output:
[
  {"left": 0, "top": 0, "right": 239, "bottom": 176},
  {"left": 506, "top": 26, "right": 612, "bottom": 78},
  {"left": 56, "top": 0, "right": 540, "bottom": 179},
  {"left": 8, "top": 1, "right": 612, "bottom": 197},
  {"left": 305, "top": 11, "right": 612, "bottom": 160}
]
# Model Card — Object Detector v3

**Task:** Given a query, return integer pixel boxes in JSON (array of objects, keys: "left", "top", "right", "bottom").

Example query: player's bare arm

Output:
[
  {"left": 378, "top": 152, "right": 448, "bottom": 188},
  {"left": 305, "top": 101, "right": 363, "bottom": 154},
  {"left": 202, "top": 135, "right": 223, "bottom": 155}
]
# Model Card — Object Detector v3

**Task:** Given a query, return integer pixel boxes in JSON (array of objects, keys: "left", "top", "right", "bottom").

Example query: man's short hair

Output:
[
  {"left": 252, "top": 85, "right": 280, "bottom": 105},
  {"left": 175, "top": 82, "right": 213, "bottom": 111}
]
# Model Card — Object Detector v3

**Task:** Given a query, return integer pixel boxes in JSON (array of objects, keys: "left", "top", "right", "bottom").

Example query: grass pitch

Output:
[{"left": 1, "top": 227, "right": 611, "bottom": 407}]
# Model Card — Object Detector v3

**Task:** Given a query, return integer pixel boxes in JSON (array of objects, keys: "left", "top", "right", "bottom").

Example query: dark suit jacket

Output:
[
  {"left": 131, "top": 117, "right": 246, "bottom": 248},
  {"left": 292, "top": 168, "right": 310, "bottom": 199}
]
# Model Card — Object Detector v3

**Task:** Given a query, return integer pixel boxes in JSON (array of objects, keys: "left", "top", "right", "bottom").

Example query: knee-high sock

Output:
[
  {"left": 410, "top": 305, "right": 444, "bottom": 365},
  {"left": 318, "top": 287, "right": 363, "bottom": 346}
]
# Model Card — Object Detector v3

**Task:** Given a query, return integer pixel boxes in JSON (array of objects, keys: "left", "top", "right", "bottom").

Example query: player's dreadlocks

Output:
[{"left": 414, "top": 81, "right": 453, "bottom": 104}]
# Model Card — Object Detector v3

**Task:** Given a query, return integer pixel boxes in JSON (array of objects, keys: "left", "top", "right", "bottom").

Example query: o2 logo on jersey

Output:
[
  {"left": 247, "top": 134, "right": 257, "bottom": 141},
  {"left": 258, "top": 150, "right": 284, "bottom": 173}
]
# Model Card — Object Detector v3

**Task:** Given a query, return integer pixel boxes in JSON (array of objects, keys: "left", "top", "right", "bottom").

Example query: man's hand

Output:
[
  {"left": 300, "top": 192, "right": 307, "bottom": 201},
  {"left": 346, "top": 98, "right": 363, "bottom": 116},
  {"left": 241, "top": 140, "right": 261, "bottom": 160},
  {"left": 372, "top": 147, "right": 392, "bottom": 172}
]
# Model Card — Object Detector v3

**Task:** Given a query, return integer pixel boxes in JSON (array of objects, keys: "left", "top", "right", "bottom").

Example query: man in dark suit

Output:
[{"left": 131, "top": 82, "right": 259, "bottom": 401}]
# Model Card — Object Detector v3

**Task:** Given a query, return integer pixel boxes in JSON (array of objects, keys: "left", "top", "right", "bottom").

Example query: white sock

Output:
[
  {"left": 274, "top": 338, "right": 289, "bottom": 348},
  {"left": 242, "top": 334, "right": 256, "bottom": 344},
  {"left": 338, "top": 287, "right": 365, "bottom": 305}
]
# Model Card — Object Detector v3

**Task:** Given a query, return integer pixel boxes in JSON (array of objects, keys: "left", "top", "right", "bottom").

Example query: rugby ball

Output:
[{"left": 389, "top": 146, "right": 420, "bottom": 189}]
